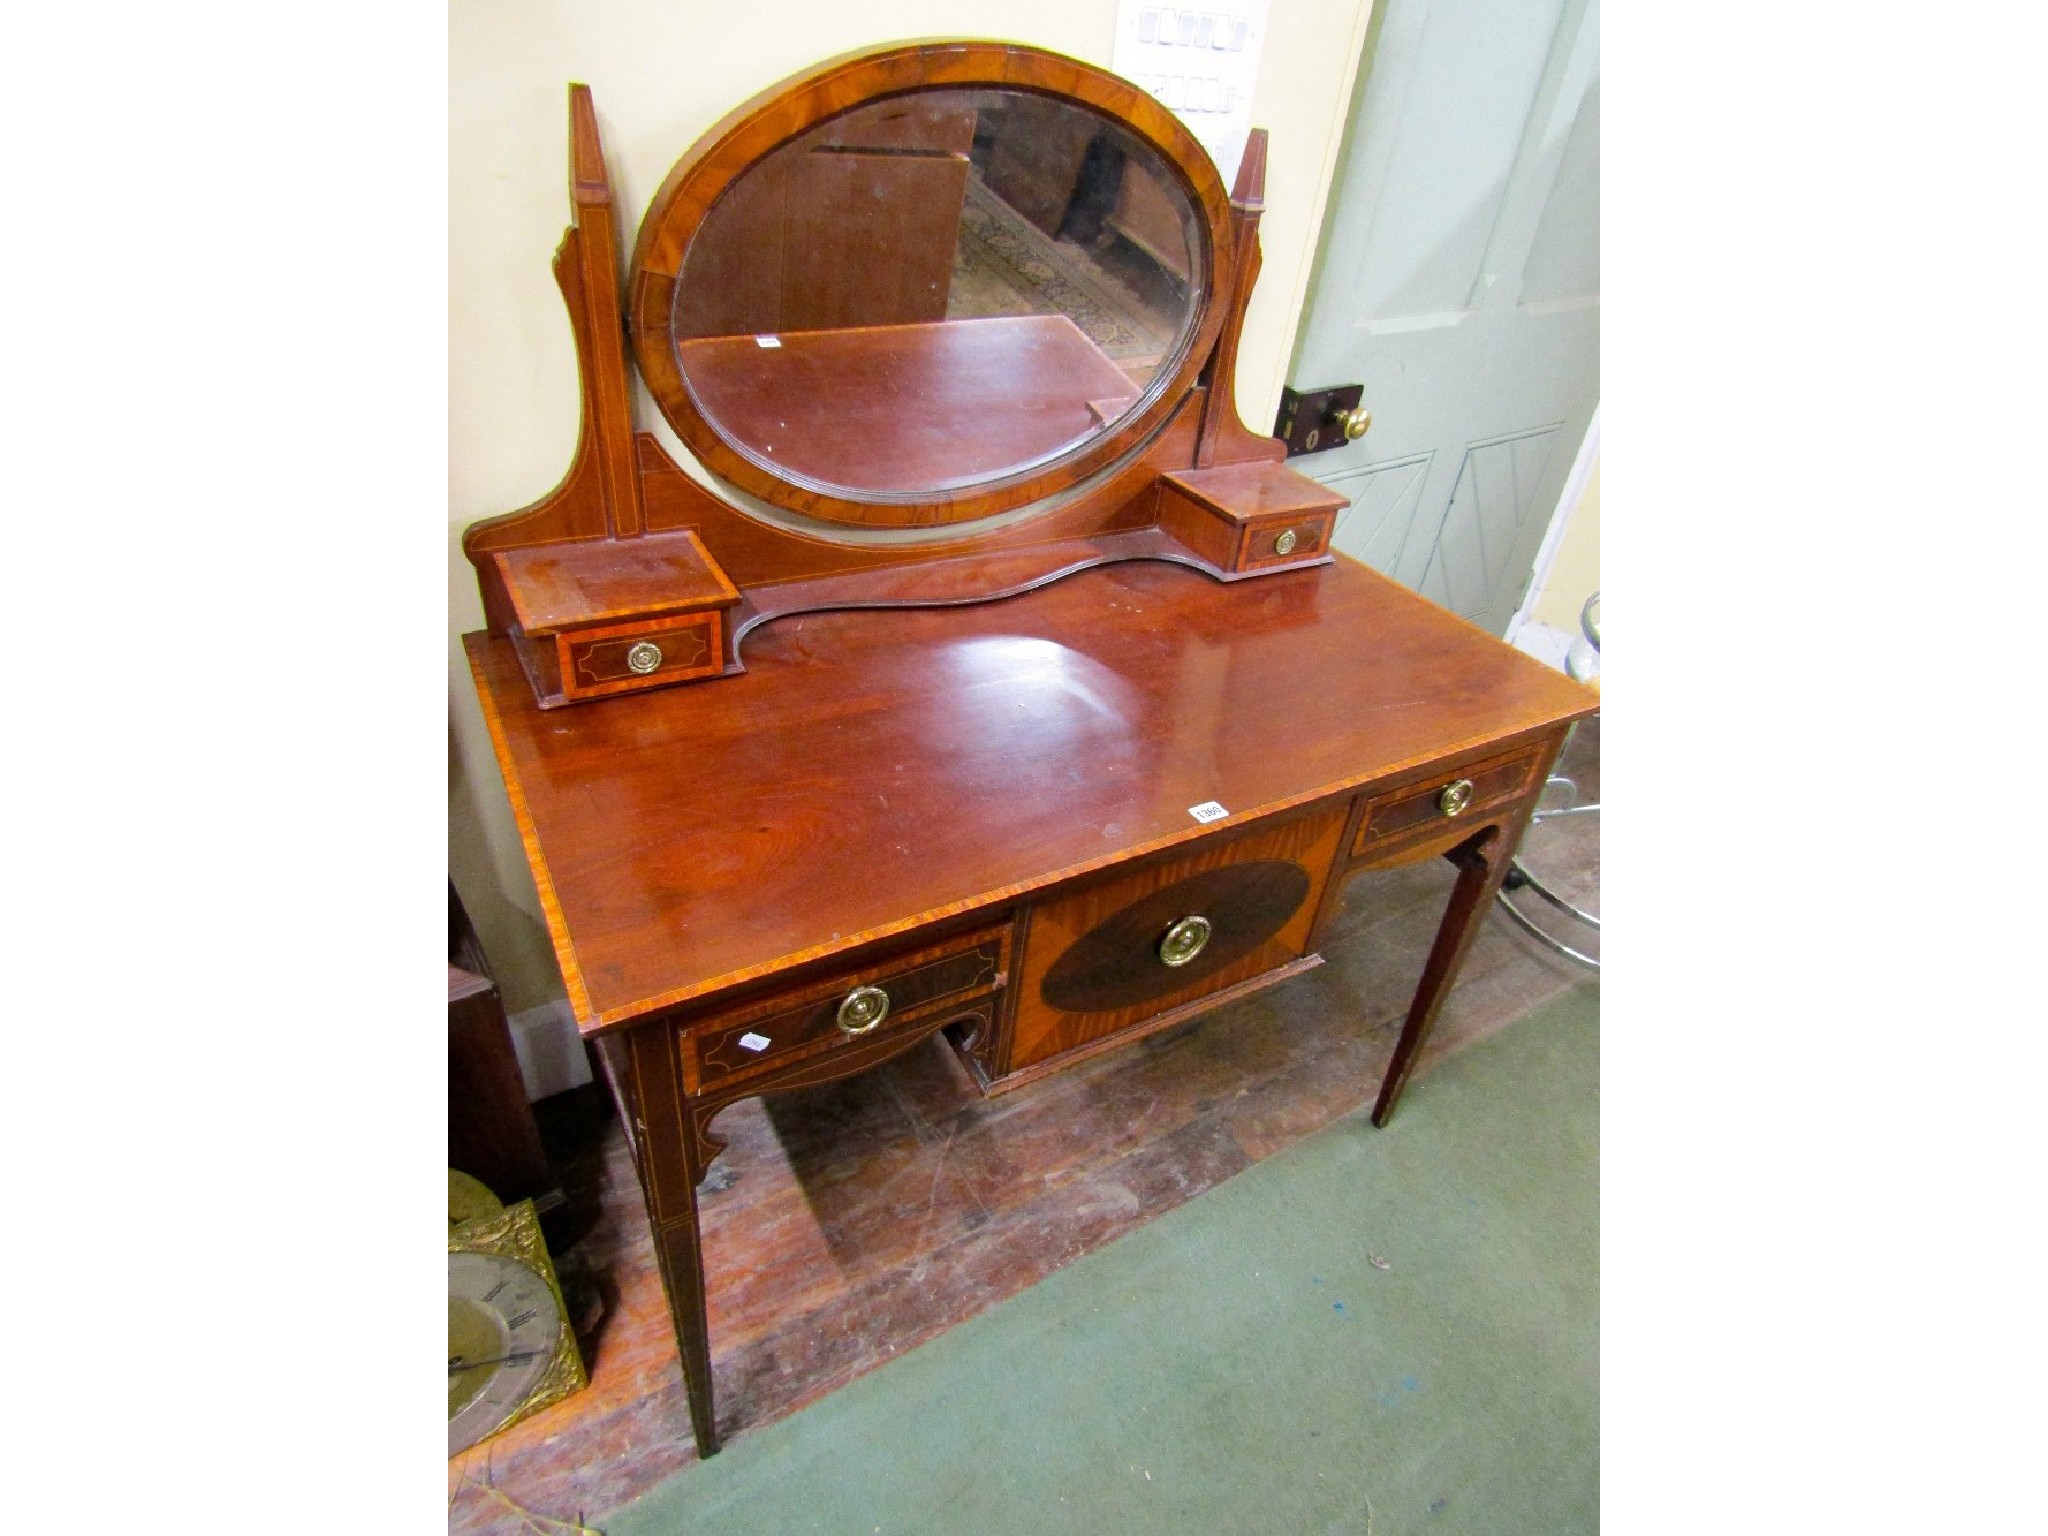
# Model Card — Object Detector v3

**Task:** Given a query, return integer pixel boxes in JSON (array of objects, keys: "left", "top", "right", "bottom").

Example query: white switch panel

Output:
[{"left": 1112, "top": 0, "right": 1271, "bottom": 186}]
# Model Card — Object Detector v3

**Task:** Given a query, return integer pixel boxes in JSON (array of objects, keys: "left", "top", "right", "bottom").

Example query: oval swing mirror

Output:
[{"left": 628, "top": 44, "right": 1234, "bottom": 529}]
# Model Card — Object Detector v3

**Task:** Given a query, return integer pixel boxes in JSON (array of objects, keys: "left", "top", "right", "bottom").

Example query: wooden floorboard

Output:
[{"left": 448, "top": 721, "right": 1600, "bottom": 1532}]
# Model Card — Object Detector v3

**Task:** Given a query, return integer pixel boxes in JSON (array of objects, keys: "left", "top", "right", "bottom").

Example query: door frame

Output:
[{"left": 1505, "top": 404, "right": 1600, "bottom": 648}]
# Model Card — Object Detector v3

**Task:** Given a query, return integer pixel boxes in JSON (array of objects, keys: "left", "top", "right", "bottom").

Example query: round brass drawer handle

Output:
[
  {"left": 626, "top": 640, "right": 664, "bottom": 675},
  {"left": 1158, "top": 915, "right": 1213, "bottom": 968},
  {"left": 1273, "top": 528, "right": 1298, "bottom": 557},
  {"left": 835, "top": 985, "right": 891, "bottom": 1035},
  {"left": 1439, "top": 778, "right": 1475, "bottom": 818}
]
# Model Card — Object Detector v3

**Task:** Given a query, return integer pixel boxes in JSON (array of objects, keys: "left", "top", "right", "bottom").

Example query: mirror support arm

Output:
[
  {"left": 463, "top": 84, "right": 646, "bottom": 634},
  {"left": 1194, "top": 129, "right": 1287, "bottom": 471}
]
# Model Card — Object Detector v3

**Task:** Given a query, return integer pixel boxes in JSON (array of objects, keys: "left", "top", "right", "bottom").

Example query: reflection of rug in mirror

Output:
[{"left": 949, "top": 175, "right": 1176, "bottom": 373}]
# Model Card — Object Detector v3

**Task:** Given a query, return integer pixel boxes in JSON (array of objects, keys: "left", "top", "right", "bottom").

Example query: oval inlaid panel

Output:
[{"left": 1039, "top": 859, "right": 1312, "bottom": 1015}]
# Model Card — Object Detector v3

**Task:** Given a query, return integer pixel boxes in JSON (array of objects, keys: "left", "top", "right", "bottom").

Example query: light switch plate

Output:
[{"left": 1111, "top": 0, "right": 1271, "bottom": 185}]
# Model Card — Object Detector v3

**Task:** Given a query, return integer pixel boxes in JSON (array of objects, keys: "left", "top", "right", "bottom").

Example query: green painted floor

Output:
[{"left": 602, "top": 985, "right": 1598, "bottom": 1536}]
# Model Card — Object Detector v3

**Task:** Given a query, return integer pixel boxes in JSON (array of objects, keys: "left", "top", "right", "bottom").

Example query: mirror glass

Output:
[{"left": 670, "top": 88, "right": 1204, "bottom": 500}]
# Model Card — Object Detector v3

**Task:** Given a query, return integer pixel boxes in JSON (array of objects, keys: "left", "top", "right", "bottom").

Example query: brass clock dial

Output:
[
  {"left": 447, "top": 1195, "right": 587, "bottom": 1456},
  {"left": 449, "top": 1251, "right": 566, "bottom": 1454}
]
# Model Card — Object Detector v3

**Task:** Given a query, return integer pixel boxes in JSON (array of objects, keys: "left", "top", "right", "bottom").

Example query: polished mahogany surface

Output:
[
  {"left": 465, "top": 555, "right": 1595, "bottom": 1032},
  {"left": 1006, "top": 802, "right": 1348, "bottom": 1073},
  {"left": 675, "top": 315, "right": 1138, "bottom": 495},
  {"left": 1165, "top": 460, "right": 1349, "bottom": 520},
  {"left": 496, "top": 529, "right": 739, "bottom": 633}
]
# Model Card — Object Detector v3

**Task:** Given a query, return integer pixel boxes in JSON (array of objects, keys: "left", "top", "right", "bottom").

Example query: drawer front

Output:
[
  {"left": 1351, "top": 744, "right": 1547, "bottom": 859},
  {"left": 558, "top": 611, "right": 724, "bottom": 701},
  {"left": 1236, "top": 512, "right": 1334, "bottom": 571},
  {"left": 1005, "top": 804, "right": 1349, "bottom": 1075},
  {"left": 684, "top": 924, "right": 1009, "bottom": 1092}
]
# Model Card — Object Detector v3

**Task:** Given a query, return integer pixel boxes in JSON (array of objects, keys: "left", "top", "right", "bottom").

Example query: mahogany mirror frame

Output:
[{"left": 625, "top": 40, "right": 1239, "bottom": 529}]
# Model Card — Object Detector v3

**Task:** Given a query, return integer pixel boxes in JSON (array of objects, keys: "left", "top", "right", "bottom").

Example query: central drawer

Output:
[{"left": 1002, "top": 804, "right": 1349, "bottom": 1075}]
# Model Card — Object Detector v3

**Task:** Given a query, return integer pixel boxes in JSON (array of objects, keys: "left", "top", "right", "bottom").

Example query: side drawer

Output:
[
  {"left": 559, "top": 610, "right": 724, "bottom": 702},
  {"left": 1350, "top": 744, "right": 1547, "bottom": 860},
  {"left": 1235, "top": 511, "right": 1335, "bottom": 572},
  {"left": 681, "top": 923, "right": 1010, "bottom": 1094}
]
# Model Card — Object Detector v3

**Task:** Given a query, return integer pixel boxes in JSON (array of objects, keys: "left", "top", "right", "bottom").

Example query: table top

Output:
[{"left": 466, "top": 555, "right": 1596, "bottom": 1032}]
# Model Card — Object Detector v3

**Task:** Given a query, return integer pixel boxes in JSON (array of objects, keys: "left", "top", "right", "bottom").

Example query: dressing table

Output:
[{"left": 460, "top": 41, "right": 1596, "bottom": 1458}]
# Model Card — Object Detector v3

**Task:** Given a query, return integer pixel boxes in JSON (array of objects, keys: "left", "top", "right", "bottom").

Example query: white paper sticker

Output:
[
  {"left": 738, "top": 1032, "right": 772, "bottom": 1053},
  {"left": 754, "top": 335, "right": 782, "bottom": 349},
  {"left": 1188, "top": 800, "right": 1229, "bottom": 823}
]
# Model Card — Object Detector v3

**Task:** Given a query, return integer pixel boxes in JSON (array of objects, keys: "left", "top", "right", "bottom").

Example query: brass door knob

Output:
[
  {"left": 836, "top": 985, "right": 891, "bottom": 1035},
  {"left": 1438, "top": 779, "right": 1475, "bottom": 817},
  {"left": 1335, "top": 406, "right": 1372, "bottom": 441},
  {"left": 626, "top": 641, "right": 664, "bottom": 675},
  {"left": 1158, "top": 915, "right": 1213, "bottom": 967}
]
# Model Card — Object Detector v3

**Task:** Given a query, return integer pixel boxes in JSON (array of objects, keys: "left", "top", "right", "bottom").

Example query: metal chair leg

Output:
[
  {"left": 1500, "top": 589, "right": 1600, "bottom": 967},
  {"left": 1496, "top": 876, "right": 1600, "bottom": 967},
  {"left": 1496, "top": 770, "right": 1599, "bottom": 968}
]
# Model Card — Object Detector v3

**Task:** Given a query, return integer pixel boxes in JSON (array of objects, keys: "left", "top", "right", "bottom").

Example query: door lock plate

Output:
[{"left": 1274, "top": 383, "right": 1366, "bottom": 457}]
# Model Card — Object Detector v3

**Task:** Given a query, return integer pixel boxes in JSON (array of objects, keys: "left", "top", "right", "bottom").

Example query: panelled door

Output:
[{"left": 1289, "top": 0, "right": 1599, "bottom": 636}]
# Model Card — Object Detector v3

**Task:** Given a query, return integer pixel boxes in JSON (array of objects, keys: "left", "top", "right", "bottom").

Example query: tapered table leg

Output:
[
  {"left": 619, "top": 1028, "right": 724, "bottom": 1457},
  {"left": 649, "top": 1206, "right": 719, "bottom": 1456},
  {"left": 1370, "top": 824, "right": 1516, "bottom": 1127}
]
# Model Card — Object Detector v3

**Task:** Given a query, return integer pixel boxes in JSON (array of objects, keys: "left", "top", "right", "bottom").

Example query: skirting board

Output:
[{"left": 507, "top": 998, "right": 594, "bottom": 1102}]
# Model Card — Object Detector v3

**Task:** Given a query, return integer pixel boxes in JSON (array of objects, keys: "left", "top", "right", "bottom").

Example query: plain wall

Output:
[{"left": 449, "top": 1, "right": 1378, "bottom": 1011}]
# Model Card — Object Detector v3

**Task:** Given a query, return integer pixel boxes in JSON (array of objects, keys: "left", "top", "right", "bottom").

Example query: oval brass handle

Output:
[
  {"left": 835, "top": 985, "right": 890, "bottom": 1035},
  {"left": 1158, "top": 915, "right": 1213, "bottom": 968},
  {"left": 1273, "top": 528, "right": 1299, "bottom": 557},
  {"left": 1336, "top": 406, "right": 1372, "bottom": 441},
  {"left": 1439, "top": 779, "right": 1475, "bottom": 818},
  {"left": 626, "top": 641, "right": 664, "bottom": 675}
]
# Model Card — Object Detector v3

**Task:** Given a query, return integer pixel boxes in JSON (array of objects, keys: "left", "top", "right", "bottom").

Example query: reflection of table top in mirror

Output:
[
  {"left": 675, "top": 314, "right": 1141, "bottom": 496},
  {"left": 464, "top": 557, "right": 1596, "bottom": 1033}
]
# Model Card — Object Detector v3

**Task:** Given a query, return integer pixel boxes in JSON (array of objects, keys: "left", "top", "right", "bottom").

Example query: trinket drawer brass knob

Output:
[
  {"left": 1439, "top": 778, "right": 1475, "bottom": 817},
  {"left": 1157, "top": 915, "right": 1213, "bottom": 967},
  {"left": 835, "top": 985, "right": 891, "bottom": 1034},
  {"left": 1273, "top": 529, "right": 1298, "bottom": 557},
  {"left": 626, "top": 641, "right": 664, "bottom": 675}
]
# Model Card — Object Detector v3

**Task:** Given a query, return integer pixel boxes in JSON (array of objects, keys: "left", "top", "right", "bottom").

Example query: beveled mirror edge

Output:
[{"left": 625, "top": 40, "right": 1239, "bottom": 529}]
